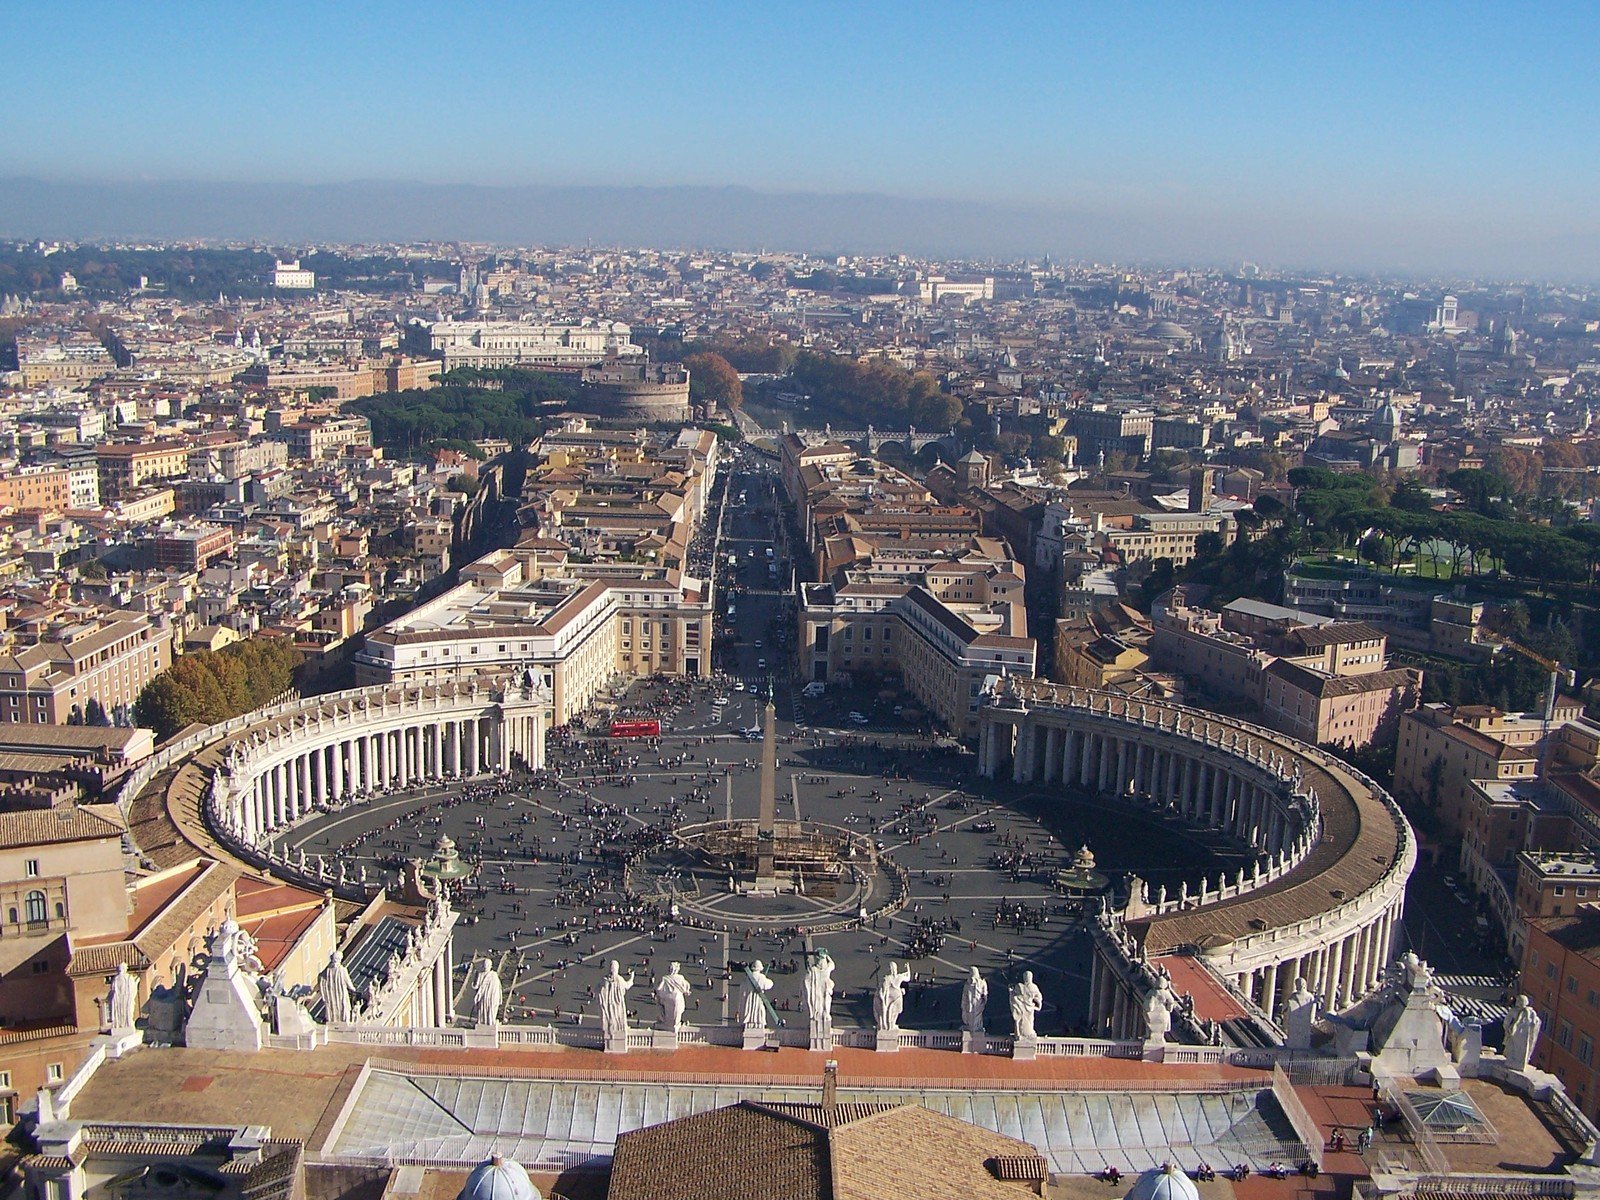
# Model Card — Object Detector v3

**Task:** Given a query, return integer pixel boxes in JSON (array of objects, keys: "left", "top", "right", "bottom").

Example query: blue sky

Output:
[{"left": 5, "top": 1, "right": 1599, "bottom": 269}]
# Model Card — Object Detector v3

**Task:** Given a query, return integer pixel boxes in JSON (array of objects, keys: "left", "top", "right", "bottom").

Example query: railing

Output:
[
  {"left": 1270, "top": 1063, "right": 1324, "bottom": 1170},
  {"left": 0, "top": 1023, "right": 77, "bottom": 1044},
  {"left": 326, "top": 1024, "right": 471, "bottom": 1047},
  {"left": 495, "top": 1026, "right": 557, "bottom": 1046},
  {"left": 1398, "top": 1177, "right": 1573, "bottom": 1197}
]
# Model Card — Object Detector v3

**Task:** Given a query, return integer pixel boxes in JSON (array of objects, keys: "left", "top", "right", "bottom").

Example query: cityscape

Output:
[{"left": 5, "top": 6, "right": 1600, "bottom": 1200}]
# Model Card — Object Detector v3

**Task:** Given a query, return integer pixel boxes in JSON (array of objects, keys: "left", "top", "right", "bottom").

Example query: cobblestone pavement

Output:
[{"left": 276, "top": 677, "right": 1248, "bottom": 1038}]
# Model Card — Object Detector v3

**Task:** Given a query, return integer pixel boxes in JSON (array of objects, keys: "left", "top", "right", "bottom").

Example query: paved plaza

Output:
[{"left": 275, "top": 676, "right": 1251, "bottom": 1038}]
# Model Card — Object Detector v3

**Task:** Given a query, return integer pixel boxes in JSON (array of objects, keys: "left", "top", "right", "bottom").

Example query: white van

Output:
[{"left": 802, "top": 681, "right": 827, "bottom": 697}]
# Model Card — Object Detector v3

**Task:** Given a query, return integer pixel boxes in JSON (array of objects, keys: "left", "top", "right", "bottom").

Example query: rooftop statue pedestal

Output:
[
  {"left": 874, "top": 1029, "right": 901, "bottom": 1053},
  {"left": 742, "top": 1026, "right": 769, "bottom": 1051},
  {"left": 1012, "top": 1036, "right": 1038, "bottom": 1061},
  {"left": 647, "top": 1029, "right": 680, "bottom": 1050},
  {"left": 961, "top": 1031, "right": 986, "bottom": 1054},
  {"left": 604, "top": 1030, "right": 629, "bottom": 1054}
]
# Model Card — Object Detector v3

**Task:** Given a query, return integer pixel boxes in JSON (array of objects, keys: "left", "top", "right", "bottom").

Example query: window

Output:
[
  {"left": 24, "top": 891, "right": 46, "bottom": 924},
  {"left": 45, "top": 1063, "right": 63, "bottom": 1083},
  {"left": 25, "top": 858, "right": 39, "bottom": 878},
  {"left": 1559, "top": 1020, "right": 1574, "bottom": 1050},
  {"left": 0, "top": 1070, "right": 10, "bottom": 1089},
  {"left": 1582, "top": 1036, "right": 1595, "bottom": 1067},
  {"left": 1569, "top": 976, "right": 1581, "bottom": 995}
]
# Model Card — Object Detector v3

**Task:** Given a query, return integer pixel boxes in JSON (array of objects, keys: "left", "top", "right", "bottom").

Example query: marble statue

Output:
[
  {"left": 804, "top": 949, "right": 836, "bottom": 1044},
  {"left": 598, "top": 959, "right": 634, "bottom": 1042},
  {"left": 472, "top": 958, "right": 503, "bottom": 1027},
  {"left": 740, "top": 960, "right": 775, "bottom": 1031},
  {"left": 1505, "top": 993, "right": 1543, "bottom": 1072},
  {"left": 1143, "top": 974, "right": 1175, "bottom": 1043},
  {"left": 873, "top": 962, "right": 911, "bottom": 1032},
  {"left": 108, "top": 961, "right": 139, "bottom": 1030},
  {"left": 960, "top": 967, "right": 988, "bottom": 1034},
  {"left": 1009, "top": 971, "right": 1044, "bottom": 1040},
  {"left": 655, "top": 962, "right": 691, "bottom": 1031},
  {"left": 1284, "top": 975, "right": 1319, "bottom": 1050},
  {"left": 318, "top": 949, "right": 357, "bottom": 1024}
]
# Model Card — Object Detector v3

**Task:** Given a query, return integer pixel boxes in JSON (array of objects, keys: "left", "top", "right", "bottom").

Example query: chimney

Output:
[{"left": 822, "top": 1059, "right": 838, "bottom": 1107}]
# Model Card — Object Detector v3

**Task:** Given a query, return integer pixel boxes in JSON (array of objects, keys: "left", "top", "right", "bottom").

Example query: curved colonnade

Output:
[
  {"left": 117, "top": 678, "right": 550, "bottom": 894},
  {"left": 979, "top": 679, "right": 1415, "bottom": 1036}
]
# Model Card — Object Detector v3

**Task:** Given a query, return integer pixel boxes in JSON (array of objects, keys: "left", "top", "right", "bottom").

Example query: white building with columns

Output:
[{"left": 980, "top": 678, "right": 1414, "bottom": 1039}]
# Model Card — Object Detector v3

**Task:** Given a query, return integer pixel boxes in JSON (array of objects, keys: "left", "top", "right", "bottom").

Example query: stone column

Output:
[{"left": 1261, "top": 961, "right": 1279, "bottom": 1020}]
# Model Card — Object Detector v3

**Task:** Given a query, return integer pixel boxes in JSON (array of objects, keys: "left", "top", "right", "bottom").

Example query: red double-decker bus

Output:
[{"left": 609, "top": 719, "right": 660, "bottom": 738}]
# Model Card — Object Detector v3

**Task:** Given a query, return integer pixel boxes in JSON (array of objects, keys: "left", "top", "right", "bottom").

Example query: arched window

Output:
[{"left": 24, "top": 891, "right": 46, "bottom": 924}]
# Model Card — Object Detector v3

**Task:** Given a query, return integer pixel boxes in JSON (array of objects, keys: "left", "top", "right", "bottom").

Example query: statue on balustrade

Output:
[
  {"left": 319, "top": 948, "right": 357, "bottom": 1024},
  {"left": 655, "top": 962, "right": 691, "bottom": 1032},
  {"left": 1284, "top": 976, "right": 1319, "bottom": 1050},
  {"left": 1505, "top": 993, "right": 1543, "bottom": 1072},
  {"left": 961, "top": 967, "right": 988, "bottom": 1034},
  {"left": 1143, "top": 971, "right": 1177, "bottom": 1043},
  {"left": 804, "top": 948, "right": 836, "bottom": 1044},
  {"left": 740, "top": 960, "right": 775, "bottom": 1032},
  {"left": 1010, "top": 971, "right": 1044, "bottom": 1040},
  {"left": 874, "top": 962, "right": 911, "bottom": 1032},
  {"left": 599, "top": 959, "right": 634, "bottom": 1042},
  {"left": 472, "top": 957, "right": 504, "bottom": 1027}
]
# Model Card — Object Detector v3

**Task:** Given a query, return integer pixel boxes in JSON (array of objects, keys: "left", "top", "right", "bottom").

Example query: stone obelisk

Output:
[{"left": 753, "top": 679, "right": 778, "bottom": 891}]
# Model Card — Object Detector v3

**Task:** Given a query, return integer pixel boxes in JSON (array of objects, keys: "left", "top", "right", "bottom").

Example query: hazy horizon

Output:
[{"left": 2, "top": 174, "right": 1597, "bottom": 284}]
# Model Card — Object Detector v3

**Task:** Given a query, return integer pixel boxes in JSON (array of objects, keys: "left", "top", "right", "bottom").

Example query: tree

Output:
[
  {"left": 133, "top": 636, "right": 304, "bottom": 739},
  {"left": 1359, "top": 534, "right": 1393, "bottom": 567},
  {"left": 683, "top": 352, "right": 743, "bottom": 412},
  {"left": 1193, "top": 531, "right": 1225, "bottom": 562},
  {"left": 83, "top": 697, "right": 110, "bottom": 727},
  {"left": 133, "top": 676, "right": 201, "bottom": 739}
]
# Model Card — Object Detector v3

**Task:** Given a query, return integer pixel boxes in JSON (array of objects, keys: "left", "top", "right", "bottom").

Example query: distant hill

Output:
[
  {"left": 0, "top": 176, "right": 1117, "bottom": 260},
  {"left": 0, "top": 176, "right": 1593, "bottom": 280}
]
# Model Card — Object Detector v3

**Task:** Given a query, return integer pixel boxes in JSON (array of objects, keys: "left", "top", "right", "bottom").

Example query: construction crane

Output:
[{"left": 1501, "top": 638, "right": 1571, "bottom": 725}]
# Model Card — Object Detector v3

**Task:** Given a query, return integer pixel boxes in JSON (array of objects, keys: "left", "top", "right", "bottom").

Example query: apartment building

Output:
[
  {"left": 1152, "top": 589, "right": 1420, "bottom": 748},
  {"left": 0, "top": 467, "right": 74, "bottom": 513},
  {"left": 1393, "top": 703, "right": 1573, "bottom": 841},
  {"left": 0, "top": 614, "right": 175, "bottom": 725},
  {"left": 1522, "top": 907, "right": 1600, "bottom": 1120},
  {"left": 96, "top": 442, "right": 191, "bottom": 503},
  {"left": 798, "top": 550, "right": 1035, "bottom": 736},
  {"left": 1102, "top": 510, "right": 1236, "bottom": 567}
]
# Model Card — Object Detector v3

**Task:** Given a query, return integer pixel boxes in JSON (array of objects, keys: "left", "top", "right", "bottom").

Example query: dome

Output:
[
  {"left": 460, "top": 1154, "right": 539, "bottom": 1200},
  {"left": 1123, "top": 1163, "right": 1200, "bottom": 1200},
  {"left": 1145, "top": 320, "right": 1190, "bottom": 341}
]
